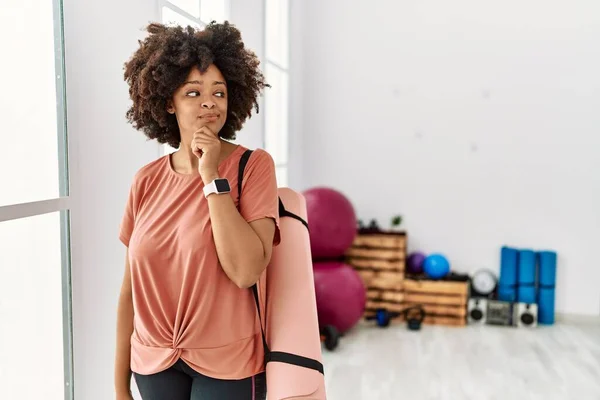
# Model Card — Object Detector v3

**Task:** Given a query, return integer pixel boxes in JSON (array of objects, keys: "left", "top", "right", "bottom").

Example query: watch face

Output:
[{"left": 214, "top": 179, "right": 230, "bottom": 192}]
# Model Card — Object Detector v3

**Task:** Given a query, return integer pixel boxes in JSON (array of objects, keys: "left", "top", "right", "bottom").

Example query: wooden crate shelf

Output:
[
  {"left": 346, "top": 230, "right": 407, "bottom": 319},
  {"left": 402, "top": 275, "right": 470, "bottom": 327}
]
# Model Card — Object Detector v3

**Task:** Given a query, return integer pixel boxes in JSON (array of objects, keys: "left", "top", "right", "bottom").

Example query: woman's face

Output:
[{"left": 168, "top": 64, "right": 228, "bottom": 140}]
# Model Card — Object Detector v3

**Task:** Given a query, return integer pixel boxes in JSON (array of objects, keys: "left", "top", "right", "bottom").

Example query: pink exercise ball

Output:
[
  {"left": 313, "top": 261, "right": 366, "bottom": 334},
  {"left": 303, "top": 187, "right": 357, "bottom": 259}
]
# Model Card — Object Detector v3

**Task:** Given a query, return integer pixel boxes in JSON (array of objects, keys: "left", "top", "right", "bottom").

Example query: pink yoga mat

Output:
[{"left": 258, "top": 188, "right": 327, "bottom": 400}]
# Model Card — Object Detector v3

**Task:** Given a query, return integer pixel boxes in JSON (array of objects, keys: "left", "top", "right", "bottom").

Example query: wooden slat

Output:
[
  {"left": 404, "top": 279, "right": 469, "bottom": 296},
  {"left": 366, "top": 301, "right": 405, "bottom": 313},
  {"left": 404, "top": 293, "right": 467, "bottom": 306},
  {"left": 404, "top": 302, "right": 467, "bottom": 317},
  {"left": 348, "top": 258, "right": 405, "bottom": 271},
  {"left": 369, "top": 275, "right": 404, "bottom": 291},
  {"left": 352, "top": 234, "right": 407, "bottom": 249},
  {"left": 345, "top": 247, "right": 404, "bottom": 260},
  {"left": 367, "top": 291, "right": 383, "bottom": 301},
  {"left": 380, "top": 291, "right": 405, "bottom": 302},
  {"left": 356, "top": 270, "right": 375, "bottom": 285},
  {"left": 372, "top": 271, "right": 403, "bottom": 283},
  {"left": 357, "top": 270, "right": 405, "bottom": 289}
]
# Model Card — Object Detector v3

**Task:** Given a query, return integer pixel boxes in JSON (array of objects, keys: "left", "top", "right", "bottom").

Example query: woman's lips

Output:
[{"left": 200, "top": 113, "right": 219, "bottom": 122}]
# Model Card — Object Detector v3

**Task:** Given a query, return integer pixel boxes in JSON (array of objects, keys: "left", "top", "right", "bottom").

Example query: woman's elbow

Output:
[
  {"left": 233, "top": 259, "right": 269, "bottom": 289},
  {"left": 235, "top": 278, "right": 256, "bottom": 289},
  {"left": 234, "top": 274, "right": 259, "bottom": 289}
]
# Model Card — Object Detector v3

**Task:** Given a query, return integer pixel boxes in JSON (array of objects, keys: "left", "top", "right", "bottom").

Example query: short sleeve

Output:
[
  {"left": 239, "top": 149, "right": 281, "bottom": 246},
  {"left": 119, "top": 175, "right": 139, "bottom": 247}
]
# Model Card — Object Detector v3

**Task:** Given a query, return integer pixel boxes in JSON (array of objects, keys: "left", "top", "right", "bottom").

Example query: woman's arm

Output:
[
  {"left": 114, "top": 251, "right": 134, "bottom": 399},
  {"left": 206, "top": 189, "right": 276, "bottom": 288},
  {"left": 193, "top": 131, "right": 278, "bottom": 288}
]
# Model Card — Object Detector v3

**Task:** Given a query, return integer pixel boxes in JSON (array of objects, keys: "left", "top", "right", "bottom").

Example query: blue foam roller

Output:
[
  {"left": 537, "top": 250, "right": 557, "bottom": 325},
  {"left": 538, "top": 251, "right": 557, "bottom": 286},
  {"left": 497, "top": 284, "right": 517, "bottom": 302},
  {"left": 517, "top": 285, "right": 536, "bottom": 304},
  {"left": 538, "top": 287, "right": 555, "bottom": 325},
  {"left": 518, "top": 249, "right": 536, "bottom": 285},
  {"left": 499, "top": 246, "right": 518, "bottom": 286}
]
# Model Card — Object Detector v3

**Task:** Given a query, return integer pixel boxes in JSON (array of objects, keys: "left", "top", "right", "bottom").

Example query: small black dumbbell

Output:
[{"left": 320, "top": 324, "right": 340, "bottom": 351}]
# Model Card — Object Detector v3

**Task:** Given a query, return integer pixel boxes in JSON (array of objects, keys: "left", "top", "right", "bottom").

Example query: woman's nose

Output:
[{"left": 201, "top": 101, "right": 215, "bottom": 109}]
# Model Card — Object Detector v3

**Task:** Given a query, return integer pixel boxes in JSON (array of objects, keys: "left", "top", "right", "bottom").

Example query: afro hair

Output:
[{"left": 123, "top": 21, "right": 268, "bottom": 148}]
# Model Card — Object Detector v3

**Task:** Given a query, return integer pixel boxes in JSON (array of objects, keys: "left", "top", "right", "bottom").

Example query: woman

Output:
[{"left": 115, "top": 21, "right": 280, "bottom": 400}]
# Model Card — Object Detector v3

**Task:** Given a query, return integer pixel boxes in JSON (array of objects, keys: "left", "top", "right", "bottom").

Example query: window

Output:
[
  {"left": 0, "top": 212, "right": 67, "bottom": 399},
  {"left": 159, "top": 0, "right": 230, "bottom": 155},
  {"left": 162, "top": 6, "right": 202, "bottom": 29},
  {"left": 264, "top": 0, "right": 290, "bottom": 187},
  {"left": 165, "top": 0, "right": 200, "bottom": 18},
  {"left": 200, "top": 0, "right": 226, "bottom": 24},
  {"left": 0, "top": 0, "right": 73, "bottom": 399}
]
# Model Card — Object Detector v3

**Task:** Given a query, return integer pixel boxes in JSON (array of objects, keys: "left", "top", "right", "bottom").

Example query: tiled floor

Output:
[{"left": 321, "top": 319, "right": 600, "bottom": 400}]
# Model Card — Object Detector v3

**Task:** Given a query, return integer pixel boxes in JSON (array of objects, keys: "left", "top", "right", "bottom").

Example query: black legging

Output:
[{"left": 133, "top": 359, "right": 266, "bottom": 400}]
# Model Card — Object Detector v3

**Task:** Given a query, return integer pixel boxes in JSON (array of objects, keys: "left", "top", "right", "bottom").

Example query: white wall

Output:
[
  {"left": 63, "top": 0, "right": 267, "bottom": 398},
  {"left": 287, "top": 0, "right": 305, "bottom": 191},
  {"left": 229, "top": 0, "right": 266, "bottom": 150},
  {"left": 63, "top": 0, "right": 159, "bottom": 398},
  {"left": 59, "top": 1, "right": 599, "bottom": 398},
  {"left": 291, "top": 0, "right": 600, "bottom": 316}
]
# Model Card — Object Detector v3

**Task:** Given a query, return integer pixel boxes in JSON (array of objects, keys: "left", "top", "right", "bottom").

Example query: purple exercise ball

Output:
[
  {"left": 313, "top": 261, "right": 366, "bottom": 334},
  {"left": 407, "top": 252, "right": 426, "bottom": 274},
  {"left": 303, "top": 187, "right": 357, "bottom": 259}
]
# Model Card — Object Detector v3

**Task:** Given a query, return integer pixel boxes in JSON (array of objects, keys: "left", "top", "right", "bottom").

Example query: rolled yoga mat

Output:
[
  {"left": 517, "top": 249, "right": 536, "bottom": 304},
  {"left": 537, "top": 251, "right": 557, "bottom": 325},
  {"left": 262, "top": 188, "right": 327, "bottom": 399},
  {"left": 498, "top": 246, "right": 518, "bottom": 302}
]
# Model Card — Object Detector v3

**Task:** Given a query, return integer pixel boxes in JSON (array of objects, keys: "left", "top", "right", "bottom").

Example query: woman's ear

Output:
[{"left": 167, "top": 100, "right": 175, "bottom": 114}]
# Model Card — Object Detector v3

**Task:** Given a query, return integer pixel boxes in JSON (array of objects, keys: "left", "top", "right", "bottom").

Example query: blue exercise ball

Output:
[{"left": 423, "top": 254, "right": 450, "bottom": 279}]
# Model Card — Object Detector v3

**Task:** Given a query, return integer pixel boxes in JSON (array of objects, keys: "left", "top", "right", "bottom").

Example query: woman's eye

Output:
[{"left": 186, "top": 90, "right": 225, "bottom": 98}]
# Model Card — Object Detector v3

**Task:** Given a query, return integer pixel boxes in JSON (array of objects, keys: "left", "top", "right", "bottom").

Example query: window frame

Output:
[
  {"left": 263, "top": 0, "right": 290, "bottom": 187},
  {"left": 0, "top": 0, "right": 74, "bottom": 398},
  {"left": 158, "top": 0, "right": 231, "bottom": 29}
]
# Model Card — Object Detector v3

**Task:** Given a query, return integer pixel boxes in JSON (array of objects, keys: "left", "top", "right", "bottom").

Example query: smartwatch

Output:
[{"left": 203, "top": 178, "right": 231, "bottom": 198}]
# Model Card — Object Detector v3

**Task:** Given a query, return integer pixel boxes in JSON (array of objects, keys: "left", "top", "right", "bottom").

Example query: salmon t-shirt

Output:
[{"left": 119, "top": 145, "right": 280, "bottom": 379}]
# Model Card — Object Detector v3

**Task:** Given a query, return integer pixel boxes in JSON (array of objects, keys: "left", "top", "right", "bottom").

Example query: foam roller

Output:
[{"left": 537, "top": 251, "right": 557, "bottom": 325}]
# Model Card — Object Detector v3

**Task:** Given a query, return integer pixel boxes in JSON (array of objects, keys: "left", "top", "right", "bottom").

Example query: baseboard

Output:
[{"left": 555, "top": 312, "right": 600, "bottom": 325}]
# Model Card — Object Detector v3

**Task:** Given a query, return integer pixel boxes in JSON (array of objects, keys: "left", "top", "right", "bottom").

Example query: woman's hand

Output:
[{"left": 191, "top": 126, "right": 221, "bottom": 182}]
